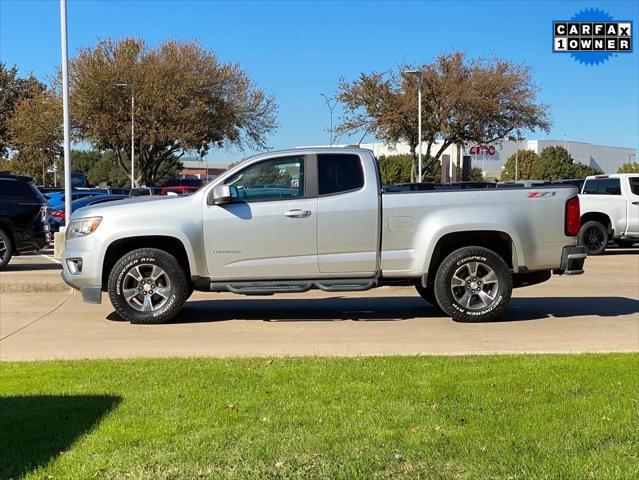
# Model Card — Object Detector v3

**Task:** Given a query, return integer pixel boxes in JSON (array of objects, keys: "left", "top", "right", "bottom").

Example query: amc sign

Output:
[{"left": 469, "top": 145, "right": 496, "bottom": 155}]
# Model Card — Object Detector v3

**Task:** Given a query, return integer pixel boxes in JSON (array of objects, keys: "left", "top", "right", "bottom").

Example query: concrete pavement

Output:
[{"left": 0, "top": 250, "right": 637, "bottom": 360}]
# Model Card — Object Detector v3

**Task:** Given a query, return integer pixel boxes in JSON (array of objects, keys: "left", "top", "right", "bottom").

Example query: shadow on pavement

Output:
[
  {"left": 0, "top": 395, "right": 120, "bottom": 479},
  {"left": 2, "top": 262, "right": 62, "bottom": 271},
  {"left": 107, "top": 295, "right": 639, "bottom": 324}
]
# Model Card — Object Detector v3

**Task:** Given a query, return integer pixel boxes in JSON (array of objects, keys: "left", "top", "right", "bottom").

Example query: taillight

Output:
[
  {"left": 51, "top": 210, "right": 65, "bottom": 219},
  {"left": 565, "top": 196, "right": 580, "bottom": 236}
]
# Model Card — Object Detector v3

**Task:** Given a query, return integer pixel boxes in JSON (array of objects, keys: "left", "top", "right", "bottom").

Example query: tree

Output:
[
  {"left": 501, "top": 149, "right": 540, "bottom": 181},
  {"left": 617, "top": 161, "right": 639, "bottom": 174},
  {"left": 532, "top": 146, "right": 574, "bottom": 180},
  {"left": 6, "top": 89, "right": 62, "bottom": 184},
  {"left": 376, "top": 154, "right": 412, "bottom": 185},
  {"left": 0, "top": 63, "right": 46, "bottom": 158},
  {"left": 337, "top": 52, "right": 550, "bottom": 182},
  {"left": 571, "top": 162, "right": 601, "bottom": 178},
  {"left": 469, "top": 167, "right": 485, "bottom": 182},
  {"left": 69, "top": 38, "right": 277, "bottom": 186},
  {"left": 86, "top": 151, "right": 131, "bottom": 187}
]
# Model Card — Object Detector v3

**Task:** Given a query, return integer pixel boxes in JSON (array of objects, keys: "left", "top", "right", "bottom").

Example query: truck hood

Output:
[{"left": 71, "top": 193, "right": 200, "bottom": 221}]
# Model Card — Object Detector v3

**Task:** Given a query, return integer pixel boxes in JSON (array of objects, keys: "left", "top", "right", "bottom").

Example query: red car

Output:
[{"left": 160, "top": 186, "right": 199, "bottom": 196}]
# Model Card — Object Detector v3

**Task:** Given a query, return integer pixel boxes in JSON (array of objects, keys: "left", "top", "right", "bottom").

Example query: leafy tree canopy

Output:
[
  {"left": 501, "top": 149, "right": 540, "bottom": 181},
  {"left": 617, "top": 161, "right": 639, "bottom": 174},
  {"left": 0, "top": 63, "right": 46, "bottom": 157},
  {"left": 337, "top": 52, "right": 550, "bottom": 181},
  {"left": 501, "top": 146, "right": 601, "bottom": 181},
  {"left": 68, "top": 38, "right": 277, "bottom": 186}
]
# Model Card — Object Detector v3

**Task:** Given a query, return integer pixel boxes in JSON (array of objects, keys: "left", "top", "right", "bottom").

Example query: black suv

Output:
[{"left": 0, "top": 173, "right": 49, "bottom": 269}]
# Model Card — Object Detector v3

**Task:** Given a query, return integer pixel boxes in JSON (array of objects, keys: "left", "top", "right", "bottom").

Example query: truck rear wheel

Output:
[
  {"left": 434, "top": 246, "right": 512, "bottom": 323},
  {"left": 108, "top": 248, "right": 188, "bottom": 324},
  {"left": 579, "top": 221, "right": 608, "bottom": 255}
]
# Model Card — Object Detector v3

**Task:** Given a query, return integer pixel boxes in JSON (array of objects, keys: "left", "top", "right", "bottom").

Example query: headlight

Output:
[{"left": 66, "top": 217, "right": 102, "bottom": 240}]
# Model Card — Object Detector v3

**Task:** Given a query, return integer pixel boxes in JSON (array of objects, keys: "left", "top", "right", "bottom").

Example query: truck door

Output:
[
  {"left": 316, "top": 152, "right": 379, "bottom": 274},
  {"left": 626, "top": 176, "right": 639, "bottom": 235},
  {"left": 202, "top": 155, "right": 318, "bottom": 278}
]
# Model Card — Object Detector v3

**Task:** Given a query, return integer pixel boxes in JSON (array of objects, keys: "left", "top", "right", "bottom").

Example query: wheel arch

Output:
[
  {"left": 101, "top": 236, "right": 192, "bottom": 290},
  {"left": 580, "top": 211, "right": 612, "bottom": 229},
  {"left": 424, "top": 230, "right": 515, "bottom": 287}
]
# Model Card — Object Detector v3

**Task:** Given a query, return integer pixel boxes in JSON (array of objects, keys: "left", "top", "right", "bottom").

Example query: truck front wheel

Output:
[
  {"left": 434, "top": 246, "right": 512, "bottom": 323},
  {"left": 108, "top": 248, "right": 188, "bottom": 324}
]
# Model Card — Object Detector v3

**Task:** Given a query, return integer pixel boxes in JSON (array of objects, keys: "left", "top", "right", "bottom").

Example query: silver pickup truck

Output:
[{"left": 61, "top": 147, "right": 586, "bottom": 324}]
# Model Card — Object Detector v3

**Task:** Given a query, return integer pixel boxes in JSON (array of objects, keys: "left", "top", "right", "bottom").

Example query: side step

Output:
[{"left": 209, "top": 278, "right": 378, "bottom": 295}]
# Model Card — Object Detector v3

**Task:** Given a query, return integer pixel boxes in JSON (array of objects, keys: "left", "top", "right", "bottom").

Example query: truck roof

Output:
[{"left": 584, "top": 173, "right": 639, "bottom": 180}]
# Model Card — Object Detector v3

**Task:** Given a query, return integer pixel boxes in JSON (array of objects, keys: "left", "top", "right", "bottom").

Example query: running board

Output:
[{"left": 209, "top": 278, "right": 378, "bottom": 295}]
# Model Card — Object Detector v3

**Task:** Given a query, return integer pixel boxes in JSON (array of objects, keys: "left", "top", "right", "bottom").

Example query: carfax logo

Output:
[{"left": 553, "top": 8, "right": 633, "bottom": 65}]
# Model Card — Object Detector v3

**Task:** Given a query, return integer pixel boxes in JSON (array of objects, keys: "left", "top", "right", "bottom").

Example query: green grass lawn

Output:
[{"left": 1, "top": 354, "right": 637, "bottom": 479}]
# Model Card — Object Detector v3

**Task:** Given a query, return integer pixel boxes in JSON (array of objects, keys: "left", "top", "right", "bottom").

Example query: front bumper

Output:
[
  {"left": 60, "top": 237, "right": 104, "bottom": 304},
  {"left": 557, "top": 245, "right": 587, "bottom": 275}
]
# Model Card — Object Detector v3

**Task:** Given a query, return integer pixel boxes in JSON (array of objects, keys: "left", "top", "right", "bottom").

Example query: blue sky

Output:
[{"left": 1, "top": 0, "right": 637, "bottom": 164}]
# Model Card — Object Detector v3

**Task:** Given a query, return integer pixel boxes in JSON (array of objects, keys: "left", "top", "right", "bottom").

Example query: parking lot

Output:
[{"left": 0, "top": 249, "right": 637, "bottom": 360}]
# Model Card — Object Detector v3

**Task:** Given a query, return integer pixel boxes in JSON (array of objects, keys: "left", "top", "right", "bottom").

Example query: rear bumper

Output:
[{"left": 557, "top": 246, "right": 587, "bottom": 275}]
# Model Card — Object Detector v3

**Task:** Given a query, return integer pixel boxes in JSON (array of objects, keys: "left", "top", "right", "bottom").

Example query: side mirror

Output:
[{"left": 209, "top": 185, "right": 233, "bottom": 205}]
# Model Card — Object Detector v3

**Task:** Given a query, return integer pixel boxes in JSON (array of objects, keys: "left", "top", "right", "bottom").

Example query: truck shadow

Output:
[
  {"left": 137, "top": 295, "right": 639, "bottom": 324},
  {"left": 0, "top": 395, "right": 120, "bottom": 479}
]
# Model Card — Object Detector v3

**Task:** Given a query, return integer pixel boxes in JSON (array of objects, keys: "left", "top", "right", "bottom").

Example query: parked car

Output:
[
  {"left": 160, "top": 186, "right": 199, "bottom": 196},
  {"left": 48, "top": 194, "right": 130, "bottom": 233},
  {"left": 38, "top": 186, "right": 64, "bottom": 194},
  {"left": 45, "top": 190, "right": 107, "bottom": 209},
  {"left": 130, "top": 187, "right": 162, "bottom": 196},
  {"left": 61, "top": 147, "right": 586, "bottom": 325},
  {"left": 578, "top": 174, "right": 639, "bottom": 254},
  {"left": 0, "top": 173, "right": 49, "bottom": 269}
]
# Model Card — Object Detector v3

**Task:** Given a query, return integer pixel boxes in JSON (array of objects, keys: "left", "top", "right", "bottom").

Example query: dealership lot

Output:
[{"left": 0, "top": 250, "right": 637, "bottom": 360}]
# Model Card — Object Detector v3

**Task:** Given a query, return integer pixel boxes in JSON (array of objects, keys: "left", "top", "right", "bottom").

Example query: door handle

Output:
[
  {"left": 633, "top": 201, "right": 639, "bottom": 205},
  {"left": 284, "top": 209, "right": 311, "bottom": 218}
]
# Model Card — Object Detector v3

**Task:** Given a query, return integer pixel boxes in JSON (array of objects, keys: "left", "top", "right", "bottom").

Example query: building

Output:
[
  {"left": 179, "top": 160, "right": 227, "bottom": 182},
  {"left": 356, "top": 139, "right": 636, "bottom": 179}
]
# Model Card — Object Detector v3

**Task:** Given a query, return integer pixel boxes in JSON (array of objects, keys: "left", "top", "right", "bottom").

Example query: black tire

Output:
[
  {"left": 579, "top": 221, "right": 608, "bottom": 255},
  {"left": 108, "top": 248, "right": 188, "bottom": 324},
  {"left": 415, "top": 282, "right": 443, "bottom": 312},
  {"left": 0, "top": 229, "right": 13, "bottom": 270},
  {"left": 433, "top": 246, "right": 512, "bottom": 323}
]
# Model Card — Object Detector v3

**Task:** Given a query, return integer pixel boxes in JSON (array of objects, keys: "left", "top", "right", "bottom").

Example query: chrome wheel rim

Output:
[
  {"left": 122, "top": 264, "right": 172, "bottom": 312},
  {"left": 585, "top": 226, "right": 605, "bottom": 251},
  {"left": 450, "top": 261, "right": 499, "bottom": 310},
  {"left": 0, "top": 239, "right": 6, "bottom": 262}
]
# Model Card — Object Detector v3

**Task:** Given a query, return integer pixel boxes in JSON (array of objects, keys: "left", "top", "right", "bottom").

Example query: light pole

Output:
[
  {"left": 59, "top": 0, "right": 72, "bottom": 225},
  {"left": 116, "top": 83, "right": 135, "bottom": 188},
  {"left": 320, "top": 93, "right": 337, "bottom": 147},
  {"left": 402, "top": 70, "right": 423, "bottom": 182}
]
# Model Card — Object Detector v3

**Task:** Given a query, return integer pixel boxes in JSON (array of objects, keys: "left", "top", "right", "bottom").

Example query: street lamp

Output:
[
  {"left": 116, "top": 83, "right": 135, "bottom": 188},
  {"left": 320, "top": 93, "right": 337, "bottom": 147},
  {"left": 59, "top": 0, "right": 72, "bottom": 225},
  {"left": 402, "top": 70, "right": 423, "bottom": 182}
]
